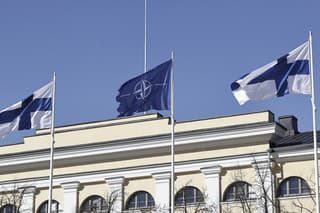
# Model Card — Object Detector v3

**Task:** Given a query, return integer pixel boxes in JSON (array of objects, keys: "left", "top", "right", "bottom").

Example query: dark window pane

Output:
[
  {"left": 235, "top": 183, "right": 246, "bottom": 198},
  {"left": 0, "top": 205, "right": 18, "bottom": 213},
  {"left": 196, "top": 189, "right": 204, "bottom": 202},
  {"left": 128, "top": 197, "right": 136, "bottom": 209},
  {"left": 148, "top": 194, "right": 155, "bottom": 206},
  {"left": 225, "top": 185, "right": 235, "bottom": 201},
  {"left": 175, "top": 191, "right": 184, "bottom": 205},
  {"left": 289, "top": 177, "right": 299, "bottom": 194},
  {"left": 137, "top": 192, "right": 146, "bottom": 207},
  {"left": 301, "top": 179, "right": 310, "bottom": 194},
  {"left": 279, "top": 182, "right": 287, "bottom": 197},
  {"left": 185, "top": 187, "right": 194, "bottom": 203}
]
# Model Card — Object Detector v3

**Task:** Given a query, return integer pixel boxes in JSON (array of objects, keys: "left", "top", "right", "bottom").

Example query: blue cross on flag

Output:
[
  {"left": 231, "top": 41, "right": 311, "bottom": 105},
  {"left": 0, "top": 81, "right": 53, "bottom": 140},
  {"left": 116, "top": 59, "right": 172, "bottom": 117}
]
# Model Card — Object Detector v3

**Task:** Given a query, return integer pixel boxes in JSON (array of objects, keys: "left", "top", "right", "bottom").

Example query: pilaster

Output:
[
  {"left": 252, "top": 160, "right": 275, "bottom": 213},
  {"left": 19, "top": 186, "right": 36, "bottom": 213},
  {"left": 105, "top": 176, "right": 124, "bottom": 213},
  {"left": 152, "top": 172, "right": 171, "bottom": 212},
  {"left": 61, "top": 181, "right": 80, "bottom": 213},
  {"left": 201, "top": 166, "right": 222, "bottom": 212}
]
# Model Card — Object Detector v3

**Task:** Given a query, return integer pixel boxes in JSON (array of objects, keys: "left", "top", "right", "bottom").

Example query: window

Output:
[
  {"left": 80, "top": 195, "right": 107, "bottom": 213},
  {"left": 126, "top": 191, "right": 155, "bottom": 210},
  {"left": 223, "top": 181, "right": 254, "bottom": 201},
  {"left": 37, "top": 200, "right": 59, "bottom": 213},
  {"left": 278, "top": 177, "right": 311, "bottom": 197},
  {"left": 175, "top": 186, "right": 204, "bottom": 206},
  {"left": 0, "top": 204, "right": 18, "bottom": 213}
]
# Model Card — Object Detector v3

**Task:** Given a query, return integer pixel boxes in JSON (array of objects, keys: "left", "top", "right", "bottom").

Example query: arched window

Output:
[
  {"left": 80, "top": 195, "right": 107, "bottom": 213},
  {"left": 278, "top": 177, "right": 311, "bottom": 197},
  {"left": 0, "top": 204, "right": 18, "bottom": 213},
  {"left": 223, "top": 181, "right": 254, "bottom": 201},
  {"left": 175, "top": 186, "right": 204, "bottom": 206},
  {"left": 37, "top": 200, "right": 59, "bottom": 213},
  {"left": 126, "top": 191, "right": 155, "bottom": 210}
]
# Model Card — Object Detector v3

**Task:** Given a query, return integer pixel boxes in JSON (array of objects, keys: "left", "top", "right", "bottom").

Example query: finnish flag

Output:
[
  {"left": 0, "top": 81, "right": 53, "bottom": 140},
  {"left": 231, "top": 42, "right": 311, "bottom": 105}
]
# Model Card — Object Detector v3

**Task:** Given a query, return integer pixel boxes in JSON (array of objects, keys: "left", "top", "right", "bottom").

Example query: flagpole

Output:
[
  {"left": 143, "top": 0, "right": 147, "bottom": 115},
  {"left": 309, "top": 31, "right": 319, "bottom": 213},
  {"left": 170, "top": 51, "right": 175, "bottom": 213},
  {"left": 48, "top": 72, "right": 56, "bottom": 213},
  {"left": 144, "top": 0, "right": 147, "bottom": 74}
]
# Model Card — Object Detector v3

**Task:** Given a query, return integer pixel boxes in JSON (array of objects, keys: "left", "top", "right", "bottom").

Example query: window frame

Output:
[
  {"left": 37, "top": 200, "right": 59, "bottom": 213},
  {"left": 80, "top": 195, "right": 107, "bottom": 213},
  {"left": 175, "top": 186, "right": 205, "bottom": 206},
  {"left": 126, "top": 191, "right": 155, "bottom": 210},
  {"left": 223, "top": 181, "right": 254, "bottom": 202},
  {"left": 278, "top": 176, "right": 311, "bottom": 197},
  {"left": 0, "top": 204, "right": 18, "bottom": 213}
]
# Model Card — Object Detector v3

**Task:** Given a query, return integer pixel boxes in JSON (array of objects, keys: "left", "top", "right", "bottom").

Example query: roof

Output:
[{"left": 272, "top": 131, "right": 320, "bottom": 147}]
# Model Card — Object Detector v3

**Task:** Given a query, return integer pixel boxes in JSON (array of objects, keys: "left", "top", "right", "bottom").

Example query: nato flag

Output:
[{"left": 116, "top": 59, "right": 172, "bottom": 117}]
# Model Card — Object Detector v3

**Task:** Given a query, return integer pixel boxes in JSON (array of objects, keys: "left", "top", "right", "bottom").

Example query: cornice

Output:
[
  {"left": 0, "top": 152, "right": 269, "bottom": 190},
  {"left": 0, "top": 122, "right": 276, "bottom": 171},
  {"left": 272, "top": 144, "right": 318, "bottom": 162}
]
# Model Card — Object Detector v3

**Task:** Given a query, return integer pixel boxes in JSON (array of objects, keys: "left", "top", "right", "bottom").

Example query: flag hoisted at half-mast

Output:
[
  {"left": 116, "top": 59, "right": 172, "bottom": 117},
  {"left": 231, "top": 41, "right": 311, "bottom": 105},
  {"left": 0, "top": 81, "right": 53, "bottom": 140}
]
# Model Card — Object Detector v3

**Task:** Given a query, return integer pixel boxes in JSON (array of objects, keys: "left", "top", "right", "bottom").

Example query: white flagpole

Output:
[
  {"left": 170, "top": 52, "right": 175, "bottom": 213},
  {"left": 48, "top": 72, "right": 56, "bottom": 213},
  {"left": 143, "top": 0, "right": 147, "bottom": 115},
  {"left": 144, "top": 0, "right": 147, "bottom": 74},
  {"left": 309, "top": 31, "right": 319, "bottom": 213}
]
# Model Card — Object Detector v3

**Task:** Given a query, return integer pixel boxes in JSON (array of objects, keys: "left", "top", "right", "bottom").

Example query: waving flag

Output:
[
  {"left": 0, "top": 81, "right": 53, "bottom": 140},
  {"left": 231, "top": 42, "right": 310, "bottom": 105},
  {"left": 116, "top": 59, "right": 172, "bottom": 117}
]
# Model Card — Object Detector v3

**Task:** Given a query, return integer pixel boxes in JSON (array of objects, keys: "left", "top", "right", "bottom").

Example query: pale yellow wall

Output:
[
  {"left": 221, "top": 201, "right": 259, "bottom": 213},
  {"left": 276, "top": 160, "right": 314, "bottom": 181},
  {"left": 26, "top": 119, "right": 171, "bottom": 152},
  {"left": 124, "top": 177, "right": 155, "bottom": 208},
  {"left": 78, "top": 182, "right": 109, "bottom": 207},
  {"left": 35, "top": 187, "right": 64, "bottom": 212},
  {"left": 176, "top": 111, "right": 271, "bottom": 133},
  {"left": 176, "top": 143, "right": 268, "bottom": 163},
  {"left": 279, "top": 196, "right": 315, "bottom": 212},
  {"left": 175, "top": 172, "right": 206, "bottom": 193},
  {"left": 0, "top": 118, "right": 171, "bottom": 154}
]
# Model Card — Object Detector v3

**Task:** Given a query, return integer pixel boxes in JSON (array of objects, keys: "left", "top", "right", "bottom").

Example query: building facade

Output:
[{"left": 0, "top": 111, "right": 317, "bottom": 212}]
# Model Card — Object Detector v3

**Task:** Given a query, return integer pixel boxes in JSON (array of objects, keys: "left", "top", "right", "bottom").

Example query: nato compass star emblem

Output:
[{"left": 133, "top": 79, "right": 152, "bottom": 100}]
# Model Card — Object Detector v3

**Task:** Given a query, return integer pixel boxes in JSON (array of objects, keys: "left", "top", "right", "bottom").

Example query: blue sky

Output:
[{"left": 0, "top": 0, "right": 319, "bottom": 144}]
